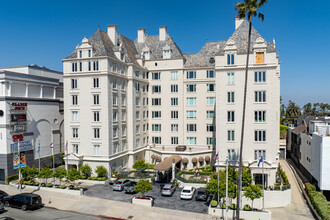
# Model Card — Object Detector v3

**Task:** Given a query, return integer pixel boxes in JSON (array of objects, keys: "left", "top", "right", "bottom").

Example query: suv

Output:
[
  {"left": 180, "top": 186, "right": 196, "bottom": 200},
  {"left": 0, "top": 190, "right": 8, "bottom": 203},
  {"left": 4, "top": 193, "right": 42, "bottom": 211},
  {"left": 161, "top": 184, "right": 176, "bottom": 196},
  {"left": 124, "top": 181, "right": 137, "bottom": 194},
  {"left": 195, "top": 188, "right": 208, "bottom": 201},
  {"left": 113, "top": 179, "right": 131, "bottom": 191}
]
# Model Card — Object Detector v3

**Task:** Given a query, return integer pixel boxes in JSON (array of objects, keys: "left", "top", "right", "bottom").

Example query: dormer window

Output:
[
  {"left": 143, "top": 51, "right": 150, "bottom": 60},
  {"left": 227, "top": 54, "right": 235, "bottom": 65},
  {"left": 256, "top": 52, "right": 264, "bottom": 64},
  {"left": 88, "top": 50, "right": 91, "bottom": 57},
  {"left": 79, "top": 50, "right": 82, "bottom": 58},
  {"left": 163, "top": 50, "right": 171, "bottom": 59}
]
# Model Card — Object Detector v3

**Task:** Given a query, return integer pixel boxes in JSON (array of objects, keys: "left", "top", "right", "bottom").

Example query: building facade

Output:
[
  {"left": 63, "top": 18, "right": 280, "bottom": 185},
  {"left": 0, "top": 65, "right": 63, "bottom": 183}
]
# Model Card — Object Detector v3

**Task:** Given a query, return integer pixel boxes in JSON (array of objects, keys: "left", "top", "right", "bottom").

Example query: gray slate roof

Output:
[{"left": 118, "top": 34, "right": 140, "bottom": 66}]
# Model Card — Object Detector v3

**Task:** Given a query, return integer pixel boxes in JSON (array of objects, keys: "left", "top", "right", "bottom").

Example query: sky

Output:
[{"left": 0, "top": 0, "right": 329, "bottom": 107}]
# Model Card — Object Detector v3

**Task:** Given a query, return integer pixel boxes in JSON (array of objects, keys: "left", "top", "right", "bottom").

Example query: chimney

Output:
[
  {"left": 137, "top": 28, "right": 145, "bottom": 43},
  {"left": 235, "top": 17, "right": 244, "bottom": 30},
  {"left": 159, "top": 26, "right": 167, "bottom": 41},
  {"left": 107, "top": 25, "right": 118, "bottom": 46}
]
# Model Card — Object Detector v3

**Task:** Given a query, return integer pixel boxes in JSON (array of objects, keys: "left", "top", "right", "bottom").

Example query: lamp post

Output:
[
  {"left": 225, "top": 156, "right": 228, "bottom": 220},
  {"left": 8, "top": 138, "right": 22, "bottom": 193}
]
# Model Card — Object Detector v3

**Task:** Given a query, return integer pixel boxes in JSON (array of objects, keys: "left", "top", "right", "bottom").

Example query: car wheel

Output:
[
  {"left": 4, "top": 201, "right": 9, "bottom": 207},
  {"left": 22, "top": 204, "right": 27, "bottom": 211}
]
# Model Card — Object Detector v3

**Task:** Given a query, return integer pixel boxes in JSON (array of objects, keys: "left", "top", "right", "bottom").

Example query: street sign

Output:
[{"left": 13, "top": 152, "right": 26, "bottom": 169}]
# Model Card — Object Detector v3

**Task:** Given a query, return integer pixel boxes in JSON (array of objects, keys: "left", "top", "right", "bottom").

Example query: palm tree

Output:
[
  {"left": 286, "top": 100, "right": 301, "bottom": 118},
  {"left": 303, "top": 103, "right": 312, "bottom": 115},
  {"left": 235, "top": 0, "right": 268, "bottom": 218}
]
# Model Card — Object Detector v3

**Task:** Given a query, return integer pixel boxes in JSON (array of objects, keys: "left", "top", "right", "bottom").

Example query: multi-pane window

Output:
[
  {"left": 113, "top": 95, "right": 118, "bottom": 105},
  {"left": 207, "top": 97, "right": 215, "bottom": 105},
  {"left": 207, "top": 84, "right": 215, "bottom": 92},
  {"left": 255, "top": 71, "right": 266, "bottom": 83},
  {"left": 206, "top": 124, "right": 215, "bottom": 132},
  {"left": 171, "top": 71, "right": 178, "bottom": 80},
  {"left": 227, "top": 130, "right": 235, "bottom": 141},
  {"left": 93, "top": 94, "right": 99, "bottom": 105},
  {"left": 121, "top": 96, "right": 126, "bottom": 106},
  {"left": 171, "top": 98, "right": 178, "bottom": 106},
  {"left": 79, "top": 62, "right": 82, "bottom": 71},
  {"left": 112, "top": 80, "right": 117, "bottom": 89},
  {"left": 152, "top": 137, "right": 161, "bottom": 144},
  {"left": 73, "top": 144, "right": 78, "bottom": 154},
  {"left": 207, "top": 70, "right": 215, "bottom": 78},
  {"left": 227, "top": 111, "right": 235, "bottom": 122},
  {"left": 72, "top": 111, "right": 78, "bottom": 122},
  {"left": 228, "top": 149, "right": 236, "bottom": 160},
  {"left": 121, "top": 111, "right": 126, "bottom": 121},
  {"left": 135, "top": 71, "right": 140, "bottom": 77},
  {"left": 113, "top": 127, "right": 118, "bottom": 137},
  {"left": 186, "top": 71, "right": 196, "bottom": 79},
  {"left": 93, "top": 61, "right": 99, "bottom": 71},
  {"left": 136, "top": 97, "right": 140, "bottom": 106},
  {"left": 93, "top": 111, "right": 100, "bottom": 122},
  {"left": 152, "top": 124, "right": 162, "bottom": 132},
  {"left": 72, "top": 128, "right": 78, "bottom": 138},
  {"left": 94, "top": 128, "right": 100, "bottom": 138},
  {"left": 207, "top": 111, "right": 215, "bottom": 119},
  {"left": 171, "top": 137, "right": 179, "bottom": 145},
  {"left": 93, "top": 78, "right": 99, "bottom": 88},
  {"left": 255, "top": 130, "right": 266, "bottom": 142},
  {"left": 94, "top": 145, "right": 100, "bottom": 155},
  {"left": 152, "top": 72, "right": 161, "bottom": 80},
  {"left": 136, "top": 125, "right": 140, "bottom": 134},
  {"left": 207, "top": 137, "right": 214, "bottom": 145},
  {"left": 255, "top": 150, "right": 266, "bottom": 160},
  {"left": 171, "top": 124, "right": 178, "bottom": 132},
  {"left": 88, "top": 61, "right": 91, "bottom": 71},
  {"left": 227, "top": 73, "right": 235, "bottom": 85},
  {"left": 135, "top": 82, "right": 140, "bottom": 91},
  {"left": 152, "top": 111, "right": 161, "bottom": 119},
  {"left": 187, "top": 110, "right": 197, "bottom": 119},
  {"left": 113, "top": 143, "right": 119, "bottom": 154},
  {"left": 187, "top": 137, "right": 196, "bottom": 145},
  {"left": 71, "top": 79, "right": 77, "bottom": 89},
  {"left": 186, "top": 97, "right": 196, "bottom": 106},
  {"left": 255, "top": 111, "right": 266, "bottom": 122},
  {"left": 72, "top": 95, "right": 78, "bottom": 105},
  {"left": 171, "top": 85, "right": 178, "bottom": 93},
  {"left": 113, "top": 111, "right": 118, "bottom": 122},
  {"left": 227, "top": 92, "right": 235, "bottom": 103},
  {"left": 255, "top": 91, "right": 266, "bottom": 102},
  {"left": 163, "top": 50, "right": 171, "bottom": 58},
  {"left": 171, "top": 111, "right": 178, "bottom": 119},
  {"left": 72, "top": 63, "right": 77, "bottom": 72},
  {"left": 136, "top": 111, "right": 140, "bottom": 120},
  {"left": 135, "top": 139, "right": 140, "bottom": 148},
  {"left": 227, "top": 54, "right": 235, "bottom": 65},
  {"left": 186, "top": 84, "right": 196, "bottom": 92},
  {"left": 152, "top": 98, "right": 161, "bottom": 106},
  {"left": 187, "top": 124, "right": 197, "bottom": 132},
  {"left": 152, "top": 85, "right": 161, "bottom": 93}
]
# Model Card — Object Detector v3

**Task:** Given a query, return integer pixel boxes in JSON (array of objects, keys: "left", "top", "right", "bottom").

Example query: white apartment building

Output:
[
  {"left": 63, "top": 18, "right": 280, "bottom": 185},
  {"left": 0, "top": 65, "right": 63, "bottom": 183}
]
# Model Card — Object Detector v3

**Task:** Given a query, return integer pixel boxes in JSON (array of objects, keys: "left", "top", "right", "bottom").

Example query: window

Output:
[
  {"left": 171, "top": 98, "right": 178, "bottom": 106},
  {"left": 255, "top": 111, "right": 266, "bottom": 122},
  {"left": 122, "top": 126, "right": 126, "bottom": 135},
  {"left": 255, "top": 130, "right": 266, "bottom": 142},
  {"left": 152, "top": 137, "right": 161, "bottom": 144},
  {"left": 79, "top": 62, "right": 82, "bottom": 71},
  {"left": 207, "top": 111, "right": 215, "bottom": 119},
  {"left": 136, "top": 125, "right": 140, "bottom": 134},
  {"left": 187, "top": 137, "right": 196, "bottom": 145},
  {"left": 187, "top": 124, "right": 197, "bottom": 132},
  {"left": 227, "top": 130, "right": 235, "bottom": 141},
  {"left": 228, "top": 149, "right": 236, "bottom": 160},
  {"left": 122, "top": 141, "right": 126, "bottom": 151},
  {"left": 73, "top": 144, "right": 78, "bottom": 154},
  {"left": 72, "top": 95, "right": 78, "bottom": 105},
  {"left": 142, "top": 72, "right": 146, "bottom": 79},
  {"left": 121, "top": 96, "right": 126, "bottom": 106},
  {"left": 207, "top": 124, "right": 215, "bottom": 132},
  {"left": 227, "top": 73, "right": 235, "bottom": 85},
  {"left": 171, "top": 85, "right": 178, "bottom": 93},
  {"left": 207, "top": 84, "right": 215, "bottom": 92},
  {"left": 135, "top": 71, "right": 140, "bottom": 77},
  {"left": 255, "top": 71, "right": 266, "bottom": 83},
  {"left": 152, "top": 111, "right": 161, "bottom": 119},
  {"left": 186, "top": 84, "right": 196, "bottom": 92},
  {"left": 113, "top": 95, "right": 118, "bottom": 105},
  {"left": 93, "top": 94, "right": 99, "bottom": 105},
  {"left": 79, "top": 50, "right": 82, "bottom": 58},
  {"left": 136, "top": 111, "right": 140, "bottom": 120},
  {"left": 187, "top": 71, "right": 196, "bottom": 79},
  {"left": 94, "top": 145, "right": 100, "bottom": 155},
  {"left": 94, "top": 128, "right": 100, "bottom": 138},
  {"left": 227, "top": 92, "right": 235, "bottom": 103},
  {"left": 121, "top": 111, "right": 126, "bottom": 121},
  {"left": 112, "top": 80, "right": 117, "bottom": 89},
  {"left": 72, "top": 63, "right": 77, "bottom": 72},
  {"left": 254, "top": 150, "right": 266, "bottom": 160},
  {"left": 72, "top": 111, "right": 78, "bottom": 122},
  {"left": 93, "top": 111, "right": 100, "bottom": 122},
  {"left": 227, "top": 54, "right": 235, "bottom": 65},
  {"left": 112, "top": 62, "right": 117, "bottom": 72},
  {"left": 171, "top": 71, "right": 178, "bottom": 80},
  {"left": 72, "top": 128, "right": 78, "bottom": 138},
  {"left": 163, "top": 50, "right": 171, "bottom": 58},
  {"left": 93, "top": 61, "right": 99, "bottom": 71},
  {"left": 227, "top": 111, "right": 235, "bottom": 122},
  {"left": 186, "top": 97, "right": 196, "bottom": 106},
  {"left": 143, "top": 98, "right": 146, "bottom": 106},
  {"left": 187, "top": 110, "right": 196, "bottom": 119},
  {"left": 88, "top": 61, "right": 91, "bottom": 71},
  {"left": 143, "top": 51, "right": 150, "bottom": 60},
  {"left": 88, "top": 50, "right": 91, "bottom": 57},
  {"left": 135, "top": 83, "right": 140, "bottom": 91},
  {"left": 136, "top": 97, "right": 140, "bottom": 106},
  {"left": 207, "top": 70, "right": 215, "bottom": 78},
  {"left": 152, "top": 72, "right": 161, "bottom": 80},
  {"left": 113, "top": 111, "right": 118, "bottom": 121},
  {"left": 255, "top": 91, "right": 266, "bottom": 102},
  {"left": 152, "top": 85, "right": 161, "bottom": 93},
  {"left": 113, "top": 143, "right": 119, "bottom": 154},
  {"left": 171, "top": 137, "right": 178, "bottom": 145},
  {"left": 256, "top": 52, "right": 264, "bottom": 64},
  {"left": 152, "top": 124, "right": 161, "bottom": 132},
  {"left": 171, "top": 124, "right": 178, "bottom": 132},
  {"left": 93, "top": 78, "right": 99, "bottom": 88},
  {"left": 207, "top": 137, "right": 214, "bottom": 145},
  {"left": 135, "top": 139, "right": 140, "bottom": 148},
  {"left": 71, "top": 79, "right": 77, "bottom": 89},
  {"left": 152, "top": 98, "right": 161, "bottom": 106},
  {"left": 207, "top": 97, "right": 215, "bottom": 105},
  {"left": 171, "top": 111, "right": 178, "bottom": 119}
]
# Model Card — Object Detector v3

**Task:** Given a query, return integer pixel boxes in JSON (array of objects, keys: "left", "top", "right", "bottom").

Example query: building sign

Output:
[
  {"left": 11, "top": 114, "right": 26, "bottom": 122},
  {"left": 10, "top": 103, "right": 28, "bottom": 111},
  {"left": 13, "top": 125, "right": 26, "bottom": 132},
  {"left": 13, "top": 151, "right": 26, "bottom": 169},
  {"left": 12, "top": 134, "right": 24, "bottom": 142},
  {"left": 10, "top": 140, "right": 32, "bottom": 153}
]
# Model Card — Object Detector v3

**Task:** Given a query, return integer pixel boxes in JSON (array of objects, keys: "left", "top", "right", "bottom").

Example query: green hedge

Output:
[
  {"left": 305, "top": 183, "right": 330, "bottom": 220},
  {"left": 210, "top": 200, "right": 218, "bottom": 207},
  {"left": 244, "top": 204, "right": 251, "bottom": 211},
  {"left": 305, "top": 183, "right": 316, "bottom": 193},
  {"left": 6, "top": 174, "right": 18, "bottom": 183}
]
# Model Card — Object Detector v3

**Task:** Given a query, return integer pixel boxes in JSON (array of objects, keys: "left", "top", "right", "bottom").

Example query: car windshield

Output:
[
  {"left": 163, "top": 187, "right": 170, "bottom": 190},
  {"left": 182, "top": 190, "right": 191, "bottom": 193},
  {"left": 197, "top": 192, "right": 205, "bottom": 195},
  {"left": 114, "top": 180, "right": 123, "bottom": 184}
]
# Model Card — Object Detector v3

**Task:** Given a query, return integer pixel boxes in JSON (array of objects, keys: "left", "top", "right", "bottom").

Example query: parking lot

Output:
[{"left": 85, "top": 183, "right": 211, "bottom": 214}]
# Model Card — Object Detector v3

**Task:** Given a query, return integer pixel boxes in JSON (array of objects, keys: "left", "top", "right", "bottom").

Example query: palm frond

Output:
[
  {"left": 258, "top": 13, "right": 264, "bottom": 21},
  {"left": 257, "top": 0, "right": 268, "bottom": 7}
]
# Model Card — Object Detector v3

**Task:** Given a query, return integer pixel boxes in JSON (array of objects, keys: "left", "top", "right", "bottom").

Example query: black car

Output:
[
  {"left": 4, "top": 193, "right": 42, "bottom": 211},
  {"left": 124, "top": 181, "right": 137, "bottom": 194},
  {"left": 0, "top": 190, "right": 8, "bottom": 203},
  {"left": 195, "top": 188, "right": 208, "bottom": 201}
]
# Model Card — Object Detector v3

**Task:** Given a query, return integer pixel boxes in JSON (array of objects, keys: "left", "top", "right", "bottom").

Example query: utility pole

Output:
[
  {"left": 225, "top": 157, "right": 228, "bottom": 220},
  {"left": 38, "top": 141, "right": 41, "bottom": 172},
  {"left": 217, "top": 153, "right": 220, "bottom": 208},
  {"left": 262, "top": 156, "right": 265, "bottom": 211},
  {"left": 18, "top": 140, "right": 22, "bottom": 194}
]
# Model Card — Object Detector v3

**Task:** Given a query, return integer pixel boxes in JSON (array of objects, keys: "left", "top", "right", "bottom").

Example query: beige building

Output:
[{"left": 63, "top": 18, "right": 280, "bottom": 185}]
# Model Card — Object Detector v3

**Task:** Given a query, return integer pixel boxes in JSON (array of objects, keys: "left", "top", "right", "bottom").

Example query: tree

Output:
[
  {"left": 206, "top": 179, "right": 226, "bottom": 201},
  {"left": 235, "top": 0, "right": 268, "bottom": 216},
  {"left": 286, "top": 100, "right": 301, "bottom": 118},
  {"left": 67, "top": 168, "right": 80, "bottom": 187},
  {"left": 95, "top": 166, "right": 107, "bottom": 178},
  {"left": 134, "top": 180, "right": 152, "bottom": 197},
  {"left": 54, "top": 168, "right": 67, "bottom": 186},
  {"left": 280, "top": 124, "right": 288, "bottom": 139},
  {"left": 228, "top": 166, "right": 238, "bottom": 183},
  {"left": 242, "top": 167, "right": 252, "bottom": 187},
  {"left": 80, "top": 164, "right": 92, "bottom": 177},
  {"left": 38, "top": 167, "right": 53, "bottom": 185},
  {"left": 244, "top": 185, "right": 263, "bottom": 210},
  {"left": 303, "top": 103, "right": 312, "bottom": 115},
  {"left": 133, "top": 158, "right": 153, "bottom": 170}
]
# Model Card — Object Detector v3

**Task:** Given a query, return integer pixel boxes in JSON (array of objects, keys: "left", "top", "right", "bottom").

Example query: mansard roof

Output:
[{"left": 118, "top": 34, "right": 139, "bottom": 66}]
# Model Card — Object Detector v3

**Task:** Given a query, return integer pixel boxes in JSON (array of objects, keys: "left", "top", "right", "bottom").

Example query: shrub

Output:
[
  {"left": 80, "top": 164, "right": 92, "bottom": 178},
  {"left": 76, "top": 187, "right": 80, "bottom": 190},
  {"left": 6, "top": 174, "right": 19, "bottom": 183},
  {"left": 95, "top": 166, "right": 107, "bottom": 178},
  {"left": 308, "top": 191, "right": 330, "bottom": 219},
  {"left": 80, "top": 175, "right": 87, "bottom": 179},
  {"left": 230, "top": 204, "right": 236, "bottom": 210},
  {"left": 305, "top": 183, "right": 316, "bottom": 194},
  {"left": 68, "top": 185, "right": 74, "bottom": 190},
  {"left": 24, "top": 181, "right": 34, "bottom": 185},
  {"left": 47, "top": 183, "right": 53, "bottom": 187},
  {"left": 34, "top": 182, "right": 40, "bottom": 186},
  {"left": 60, "top": 185, "right": 67, "bottom": 189},
  {"left": 210, "top": 200, "right": 218, "bottom": 207},
  {"left": 98, "top": 177, "right": 107, "bottom": 181},
  {"left": 244, "top": 204, "right": 251, "bottom": 211},
  {"left": 41, "top": 182, "right": 46, "bottom": 187},
  {"left": 221, "top": 203, "right": 226, "bottom": 209}
]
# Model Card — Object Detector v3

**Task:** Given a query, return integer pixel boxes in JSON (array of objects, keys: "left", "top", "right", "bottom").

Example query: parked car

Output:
[
  {"left": 0, "top": 201, "right": 4, "bottom": 213},
  {"left": 113, "top": 179, "right": 131, "bottom": 191},
  {"left": 124, "top": 181, "right": 137, "bottom": 194},
  {"left": 161, "top": 184, "right": 176, "bottom": 196},
  {"left": 4, "top": 193, "right": 42, "bottom": 211},
  {"left": 195, "top": 188, "right": 208, "bottom": 201},
  {"left": 180, "top": 186, "right": 196, "bottom": 200},
  {"left": 0, "top": 190, "right": 8, "bottom": 203}
]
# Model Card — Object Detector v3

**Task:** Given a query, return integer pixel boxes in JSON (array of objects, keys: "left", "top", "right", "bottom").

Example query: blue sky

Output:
[{"left": 1, "top": 0, "right": 329, "bottom": 107}]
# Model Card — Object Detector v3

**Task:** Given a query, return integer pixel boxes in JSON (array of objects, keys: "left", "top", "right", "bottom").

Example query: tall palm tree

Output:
[{"left": 235, "top": 0, "right": 268, "bottom": 218}]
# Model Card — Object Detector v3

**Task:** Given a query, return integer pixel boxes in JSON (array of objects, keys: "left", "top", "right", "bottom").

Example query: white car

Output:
[{"left": 180, "top": 186, "right": 196, "bottom": 200}]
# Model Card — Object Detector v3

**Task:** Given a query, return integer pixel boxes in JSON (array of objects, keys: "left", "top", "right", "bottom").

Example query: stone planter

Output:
[
  {"left": 208, "top": 206, "right": 271, "bottom": 220},
  {"left": 132, "top": 197, "right": 154, "bottom": 207}
]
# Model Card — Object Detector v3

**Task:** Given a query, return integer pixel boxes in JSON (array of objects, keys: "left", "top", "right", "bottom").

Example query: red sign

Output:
[
  {"left": 12, "top": 103, "right": 27, "bottom": 106},
  {"left": 11, "top": 103, "right": 27, "bottom": 111},
  {"left": 11, "top": 114, "right": 26, "bottom": 122},
  {"left": 12, "top": 134, "right": 24, "bottom": 142}
]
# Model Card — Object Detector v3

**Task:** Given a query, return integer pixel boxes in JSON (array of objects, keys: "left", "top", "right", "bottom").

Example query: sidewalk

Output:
[{"left": 0, "top": 184, "right": 213, "bottom": 220}]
